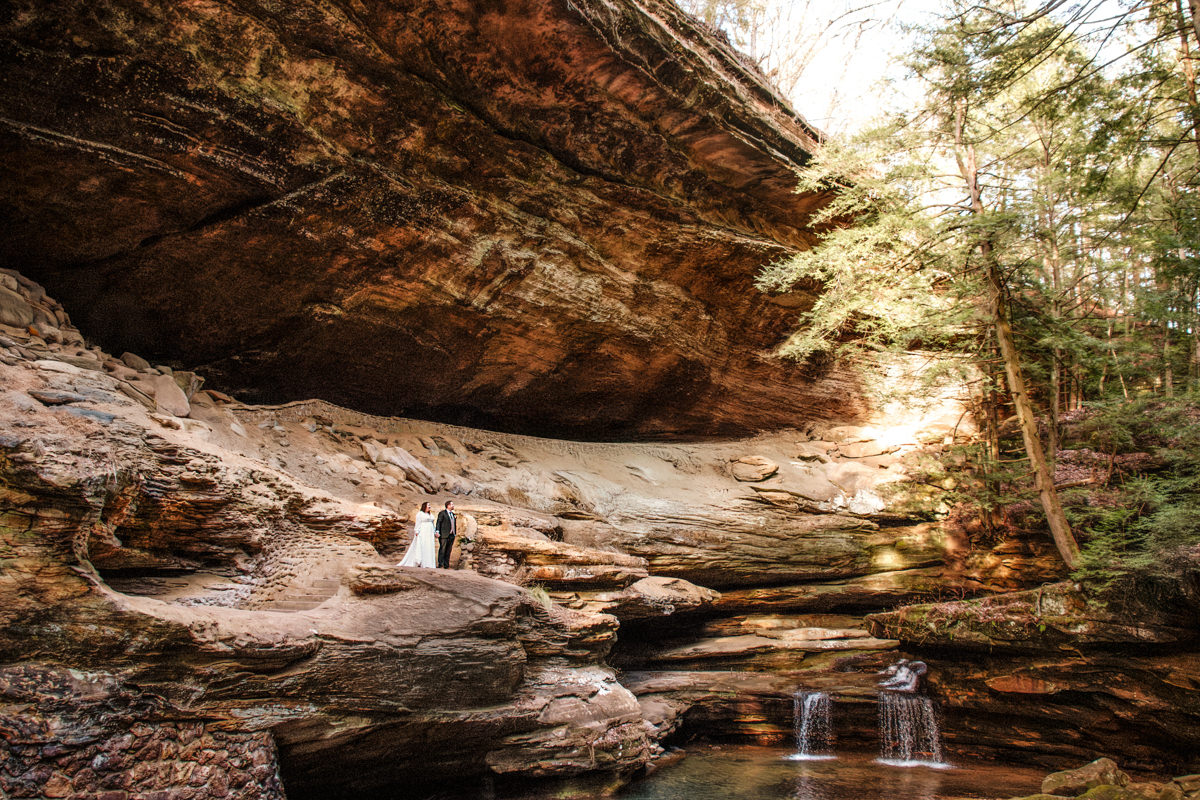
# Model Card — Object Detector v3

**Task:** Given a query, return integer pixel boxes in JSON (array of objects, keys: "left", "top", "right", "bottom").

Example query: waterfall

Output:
[
  {"left": 877, "top": 692, "right": 948, "bottom": 767},
  {"left": 787, "top": 690, "right": 835, "bottom": 761}
]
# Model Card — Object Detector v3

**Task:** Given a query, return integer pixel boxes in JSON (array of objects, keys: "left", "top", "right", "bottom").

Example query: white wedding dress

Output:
[{"left": 396, "top": 510, "right": 437, "bottom": 568}]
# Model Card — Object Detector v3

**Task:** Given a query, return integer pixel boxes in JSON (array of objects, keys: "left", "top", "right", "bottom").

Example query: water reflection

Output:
[{"left": 617, "top": 745, "right": 1044, "bottom": 800}]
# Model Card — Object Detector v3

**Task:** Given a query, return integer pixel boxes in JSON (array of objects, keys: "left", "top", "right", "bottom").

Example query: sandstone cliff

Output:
[
  {"left": 3, "top": 0, "right": 1198, "bottom": 794},
  {"left": 14, "top": 267, "right": 1190, "bottom": 799},
  {"left": 0, "top": 0, "right": 858, "bottom": 439}
]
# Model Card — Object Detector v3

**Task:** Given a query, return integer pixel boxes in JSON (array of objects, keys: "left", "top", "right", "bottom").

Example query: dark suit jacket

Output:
[{"left": 435, "top": 509, "right": 457, "bottom": 537}]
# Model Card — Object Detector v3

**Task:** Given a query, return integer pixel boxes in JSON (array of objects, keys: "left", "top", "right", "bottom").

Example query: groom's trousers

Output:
[{"left": 437, "top": 534, "right": 455, "bottom": 568}]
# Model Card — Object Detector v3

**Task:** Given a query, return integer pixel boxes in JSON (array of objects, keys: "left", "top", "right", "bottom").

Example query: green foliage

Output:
[
  {"left": 525, "top": 584, "right": 554, "bottom": 611},
  {"left": 1066, "top": 394, "right": 1200, "bottom": 584},
  {"left": 762, "top": 0, "right": 1200, "bottom": 578},
  {"left": 756, "top": 127, "right": 976, "bottom": 365}
]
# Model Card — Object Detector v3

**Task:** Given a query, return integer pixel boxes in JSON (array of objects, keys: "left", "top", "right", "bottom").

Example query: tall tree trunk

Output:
[
  {"left": 954, "top": 101, "right": 1081, "bottom": 569},
  {"left": 1164, "top": 320, "right": 1175, "bottom": 396},
  {"left": 1035, "top": 131, "right": 1063, "bottom": 458},
  {"left": 985, "top": 256, "right": 1081, "bottom": 570},
  {"left": 1048, "top": 224, "right": 1062, "bottom": 456},
  {"left": 1191, "top": 285, "right": 1200, "bottom": 387},
  {"left": 1193, "top": 325, "right": 1200, "bottom": 387},
  {"left": 1180, "top": 0, "right": 1200, "bottom": 161}
]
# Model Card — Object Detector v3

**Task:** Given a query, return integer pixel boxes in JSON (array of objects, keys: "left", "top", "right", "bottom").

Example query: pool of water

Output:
[{"left": 614, "top": 745, "right": 1045, "bottom": 800}]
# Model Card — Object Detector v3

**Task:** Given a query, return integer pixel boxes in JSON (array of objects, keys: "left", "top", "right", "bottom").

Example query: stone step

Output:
[
  {"left": 701, "top": 613, "right": 867, "bottom": 638},
  {"left": 262, "top": 600, "right": 324, "bottom": 611},
  {"left": 652, "top": 633, "right": 898, "bottom": 662}
]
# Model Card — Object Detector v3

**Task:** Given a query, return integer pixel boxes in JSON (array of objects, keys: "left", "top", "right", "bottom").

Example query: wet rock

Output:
[
  {"left": 625, "top": 668, "right": 883, "bottom": 746},
  {"left": 1043, "top": 759, "right": 1132, "bottom": 796}
]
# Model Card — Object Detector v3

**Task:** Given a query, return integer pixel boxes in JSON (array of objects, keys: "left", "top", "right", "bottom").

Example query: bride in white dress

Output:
[{"left": 396, "top": 502, "right": 437, "bottom": 568}]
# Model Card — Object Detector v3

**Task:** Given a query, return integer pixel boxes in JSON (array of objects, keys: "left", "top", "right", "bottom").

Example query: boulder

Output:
[
  {"left": 1126, "top": 783, "right": 1183, "bottom": 800},
  {"left": 0, "top": 285, "right": 34, "bottom": 329},
  {"left": 731, "top": 456, "right": 778, "bottom": 482},
  {"left": 375, "top": 446, "right": 438, "bottom": 493},
  {"left": 151, "top": 373, "right": 190, "bottom": 418},
  {"left": 120, "top": 351, "right": 151, "bottom": 371},
  {"left": 1042, "top": 759, "right": 1131, "bottom": 796},
  {"left": 361, "top": 438, "right": 383, "bottom": 464},
  {"left": 1077, "top": 788, "right": 1145, "bottom": 800},
  {"left": 171, "top": 370, "right": 204, "bottom": 401},
  {"left": 1173, "top": 776, "right": 1200, "bottom": 795}
]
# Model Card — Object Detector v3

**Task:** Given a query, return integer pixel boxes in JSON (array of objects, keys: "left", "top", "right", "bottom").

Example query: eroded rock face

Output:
[
  {"left": 0, "top": 0, "right": 858, "bottom": 439},
  {"left": 0, "top": 665, "right": 287, "bottom": 800},
  {"left": 8, "top": 270, "right": 1186, "bottom": 791},
  {"left": 0, "top": 318, "right": 653, "bottom": 795},
  {"left": 867, "top": 583, "right": 1200, "bottom": 772}
]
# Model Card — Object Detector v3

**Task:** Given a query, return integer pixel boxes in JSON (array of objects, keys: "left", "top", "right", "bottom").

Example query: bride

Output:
[{"left": 396, "top": 502, "right": 437, "bottom": 568}]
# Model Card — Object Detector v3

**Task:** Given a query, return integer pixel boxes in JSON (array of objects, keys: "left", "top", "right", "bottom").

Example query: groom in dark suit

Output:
[{"left": 435, "top": 500, "right": 457, "bottom": 568}]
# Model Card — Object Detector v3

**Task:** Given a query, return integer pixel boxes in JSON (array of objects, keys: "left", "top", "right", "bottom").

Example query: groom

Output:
[{"left": 435, "top": 500, "right": 457, "bottom": 569}]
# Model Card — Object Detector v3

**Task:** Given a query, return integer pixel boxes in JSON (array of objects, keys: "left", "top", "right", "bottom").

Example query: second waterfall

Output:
[
  {"left": 877, "top": 693, "right": 947, "bottom": 767},
  {"left": 789, "top": 690, "right": 835, "bottom": 761}
]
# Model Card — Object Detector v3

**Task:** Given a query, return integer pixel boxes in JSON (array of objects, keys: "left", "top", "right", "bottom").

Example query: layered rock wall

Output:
[
  {"left": 0, "top": 280, "right": 655, "bottom": 797},
  {"left": 867, "top": 583, "right": 1200, "bottom": 772},
  {"left": 3, "top": 267, "right": 1194, "bottom": 795},
  {"left": 0, "top": 0, "right": 854, "bottom": 438}
]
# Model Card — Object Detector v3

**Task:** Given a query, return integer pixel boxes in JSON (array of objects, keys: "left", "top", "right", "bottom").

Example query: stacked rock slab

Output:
[
  {"left": 6, "top": 267, "right": 1195, "bottom": 791},
  {"left": 868, "top": 584, "right": 1200, "bottom": 772},
  {"left": 0, "top": 269, "right": 1005, "bottom": 795},
  {"left": 0, "top": 279, "right": 655, "bottom": 797}
]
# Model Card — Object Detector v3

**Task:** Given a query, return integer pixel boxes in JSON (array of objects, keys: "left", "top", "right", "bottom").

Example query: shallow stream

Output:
[{"left": 613, "top": 745, "right": 1044, "bottom": 800}]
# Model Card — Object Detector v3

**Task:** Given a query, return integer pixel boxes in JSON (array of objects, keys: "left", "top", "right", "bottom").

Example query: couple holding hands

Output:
[{"left": 396, "top": 500, "right": 458, "bottom": 569}]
